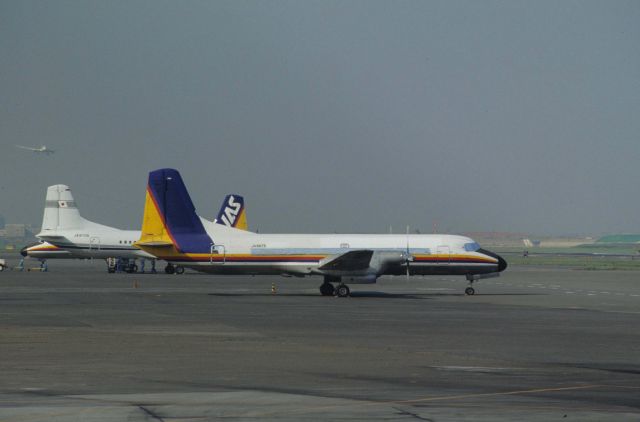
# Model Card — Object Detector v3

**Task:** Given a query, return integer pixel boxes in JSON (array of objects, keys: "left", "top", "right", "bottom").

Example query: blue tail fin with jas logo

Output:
[{"left": 214, "top": 194, "right": 248, "bottom": 230}]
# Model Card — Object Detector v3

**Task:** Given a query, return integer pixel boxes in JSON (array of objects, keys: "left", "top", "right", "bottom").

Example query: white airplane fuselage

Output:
[
  {"left": 38, "top": 227, "right": 151, "bottom": 260},
  {"left": 146, "top": 220, "right": 504, "bottom": 279},
  {"left": 32, "top": 185, "right": 153, "bottom": 260},
  {"left": 136, "top": 169, "right": 507, "bottom": 285}
]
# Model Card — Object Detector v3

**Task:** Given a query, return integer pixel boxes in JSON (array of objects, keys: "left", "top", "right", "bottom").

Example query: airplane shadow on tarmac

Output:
[{"left": 207, "top": 292, "right": 545, "bottom": 300}]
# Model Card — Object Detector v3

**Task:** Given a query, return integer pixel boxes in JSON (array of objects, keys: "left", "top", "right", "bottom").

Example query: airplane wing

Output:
[{"left": 318, "top": 249, "right": 374, "bottom": 272}]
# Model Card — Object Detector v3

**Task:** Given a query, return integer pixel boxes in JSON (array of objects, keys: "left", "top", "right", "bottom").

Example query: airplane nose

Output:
[
  {"left": 478, "top": 248, "right": 508, "bottom": 272},
  {"left": 497, "top": 254, "right": 508, "bottom": 272},
  {"left": 20, "top": 242, "right": 40, "bottom": 257}
]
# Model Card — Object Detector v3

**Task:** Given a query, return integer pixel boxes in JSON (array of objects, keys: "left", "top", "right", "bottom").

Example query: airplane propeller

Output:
[{"left": 405, "top": 225, "right": 414, "bottom": 280}]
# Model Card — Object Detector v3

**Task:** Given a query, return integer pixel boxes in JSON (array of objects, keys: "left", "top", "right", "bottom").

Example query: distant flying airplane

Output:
[
  {"left": 135, "top": 168, "right": 507, "bottom": 296},
  {"left": 15, "top": 145, "right": 55, "bottom": 155},
  {"left": 25, "top": 184, "right": 247, "bottom": 273}
]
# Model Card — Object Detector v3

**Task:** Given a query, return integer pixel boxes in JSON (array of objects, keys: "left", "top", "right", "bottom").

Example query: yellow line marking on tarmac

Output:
[
  {"left": 390, "top": 384, "right": 602, "bottom": 405},
  {"left": 252, "top": 384, "right": 607, "bottom": 417}
]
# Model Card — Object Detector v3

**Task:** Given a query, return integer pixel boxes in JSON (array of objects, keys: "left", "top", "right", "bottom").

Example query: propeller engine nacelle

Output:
[
  {"left": 369, "top": 251, "right": 413, "bottom": 273},
  {"left": 342, "top": 251, "right": 414, "bottom": 283},
  {"left": 343, "top": 274, "right": 378, "bottom": 284}
]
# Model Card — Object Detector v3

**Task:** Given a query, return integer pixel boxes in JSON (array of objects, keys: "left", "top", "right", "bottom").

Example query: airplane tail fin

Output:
[
  {"left": 214, "top": 194, "right": 248, "bottom": 231},
  {"left": 138, "top": 168, "right": 212, "bottom": 253},
  {"left": 40, "top": 185, "right": 86, "bottom": 232}
]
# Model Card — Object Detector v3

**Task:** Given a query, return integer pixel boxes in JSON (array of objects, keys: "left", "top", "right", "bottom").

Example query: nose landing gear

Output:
[{"left": 465, "top": 274, "right": 476, "bottom": 295}]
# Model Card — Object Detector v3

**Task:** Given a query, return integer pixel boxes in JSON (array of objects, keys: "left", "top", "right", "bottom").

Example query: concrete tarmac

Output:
[{"left": 0, "top": 260, "right": 639, "bottom": 421}]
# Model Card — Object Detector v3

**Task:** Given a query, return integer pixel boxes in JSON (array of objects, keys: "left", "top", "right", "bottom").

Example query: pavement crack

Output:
[
  {"left": 393, "top": 406, "right": 434, "bottom": 421},
  {"left": 138, "top": 404, "right": 165, "bottom": 421}
]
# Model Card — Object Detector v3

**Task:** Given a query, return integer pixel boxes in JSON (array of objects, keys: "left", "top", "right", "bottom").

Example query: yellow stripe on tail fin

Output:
[{"left": 137, "top": 188, "right": 174, "bottom": 247}]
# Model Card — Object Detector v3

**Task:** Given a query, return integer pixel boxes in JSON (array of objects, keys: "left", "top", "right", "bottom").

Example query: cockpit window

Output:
[{"left": 464, "top": 242, "right": 480, "bottom": 252}]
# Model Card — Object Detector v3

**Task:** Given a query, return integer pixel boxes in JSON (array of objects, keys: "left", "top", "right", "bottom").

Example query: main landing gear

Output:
[
  {"left": 319, "top": 282, "right": 335, "bottom": 296},
  {"left": 164, "top": 263, "right": 184, "bottom": 275},
  {"left": 319, "top": 276, "right": 350, "bottom": 297},
  {"left": 335, "top": 284, "right": 350, "bottom": 298}
]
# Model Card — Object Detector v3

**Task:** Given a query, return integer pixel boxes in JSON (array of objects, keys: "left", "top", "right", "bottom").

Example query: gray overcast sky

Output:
[{"left": 1, "top": 0, "right": 638, "bottom": 236}]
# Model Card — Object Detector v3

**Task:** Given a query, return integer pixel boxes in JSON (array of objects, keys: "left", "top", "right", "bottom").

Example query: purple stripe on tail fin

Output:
[{"left": 148, "top": 168, "right": 213, "bottom": 253}]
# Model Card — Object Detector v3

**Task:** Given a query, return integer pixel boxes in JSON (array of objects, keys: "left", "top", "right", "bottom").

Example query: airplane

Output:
[
  {"left": 135, "top": 168, "right": 507, "bottom": 296},
  {"left": 24, "top": 184, "right": 247, "bottom": 273},
  {"left": 15, "top": 145, "right": 55, "bottom": 155}
]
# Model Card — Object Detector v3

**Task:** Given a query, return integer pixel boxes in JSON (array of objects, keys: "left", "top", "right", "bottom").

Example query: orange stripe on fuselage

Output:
[{"left": 29, "top": 245, "right": 61, "bottom": 252}]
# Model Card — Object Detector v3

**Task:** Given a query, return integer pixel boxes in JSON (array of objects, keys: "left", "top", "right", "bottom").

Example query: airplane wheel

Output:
[
  {"left": 107, "top": 267, "right": 116, "bottom": 273},
  {"left": 319, "top": 283, "right": 335, "bottom": 296},
  {"left": 132, "top": 264, "right": 138, "bottom": 273},
  {"left": 336, "top": 284, "right": 350, "bottom": 298},
  {"left": 175, "top": 266, "right": 185, "bottom": 275},
  {"left": 465, "top": 287, "right": 475, "bottom": 296},
  {"left": 165, "top": 264, "right": 175, "bottom": 274}
]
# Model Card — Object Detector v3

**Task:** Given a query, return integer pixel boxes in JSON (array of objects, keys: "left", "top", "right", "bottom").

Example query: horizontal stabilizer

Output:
[
  {"left": 135, "top": 240, "right": 174, "bottom": 247},
  {"left": 318, "top": 250, "right": 374, "bottom": 272},
  {"left": 37, "top": 234, "right": 68, "bottom": 242}
]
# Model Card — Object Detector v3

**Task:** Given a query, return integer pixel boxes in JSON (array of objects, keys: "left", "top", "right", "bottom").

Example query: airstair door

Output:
[
  {"left": 210, "top": 244, "right": 226, "bottom": 264},
  {"left": 89, "top": 237, "right": 101, "bottom": 253},
  {"left": 436, "top": 245, "right": 450, "bottom": 265}
]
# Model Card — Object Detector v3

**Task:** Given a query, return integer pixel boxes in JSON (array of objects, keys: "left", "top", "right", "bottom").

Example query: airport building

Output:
[{"left": 0, "top": 223, "right": 38, "bottom": 250}]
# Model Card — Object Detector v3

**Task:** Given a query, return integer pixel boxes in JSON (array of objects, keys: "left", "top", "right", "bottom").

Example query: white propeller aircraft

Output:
[
  {"left": 15, "top": 145, "right": 55, "bottom": 155},
  {"left": 24, "top": 185, "right": 248, "bottom": 273},
  {"left": 135, "top": 168, "right": 507, "bottom": 296}
]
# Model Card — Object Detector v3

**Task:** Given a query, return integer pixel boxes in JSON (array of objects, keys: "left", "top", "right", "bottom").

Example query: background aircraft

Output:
[
  {"left": 136, "top": 168, "right": 507, "bottom": 296},
  {"left": 15, "top": 145, "right": 55, "bottom": 155},
  {"left": 24, "top": 184, "right": 247, "bottom": 273}
]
